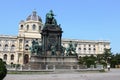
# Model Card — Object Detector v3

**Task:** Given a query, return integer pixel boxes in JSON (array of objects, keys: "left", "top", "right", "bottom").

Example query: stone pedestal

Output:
[{"left": 29, "top": 55, "right": 78, "bottom": 70}]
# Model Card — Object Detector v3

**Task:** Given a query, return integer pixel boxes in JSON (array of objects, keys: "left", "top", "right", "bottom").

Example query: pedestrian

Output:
[{"left": 107, "top": 64, "right": 110, "bottom": 71}]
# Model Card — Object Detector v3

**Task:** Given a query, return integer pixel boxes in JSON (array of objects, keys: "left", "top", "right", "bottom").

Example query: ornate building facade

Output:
[{"left": 0, "top": 11, "right": 110, "bottom": 65}]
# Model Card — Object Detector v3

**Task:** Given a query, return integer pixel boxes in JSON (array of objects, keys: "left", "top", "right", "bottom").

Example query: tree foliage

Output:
[
  {"left": 78, "top": 55, "right": 96, "bottom": 68},
  {"left": 103, "top": 48, "right": 112, "bottom": 62},
  {"left": 78, "top": 48, "right": 120, "bottom": 68},
  {"left": 85, "top": 58, "right": 95, "bottom": 68},
  {"left": 110, "top": 53, "right": 120, "bottom": 68},
  {"left": 78, "top": 48, "right": 112, "bottom": 68},
  {"left": 0, "top": 58, "right": 7, "bottom": 80}
]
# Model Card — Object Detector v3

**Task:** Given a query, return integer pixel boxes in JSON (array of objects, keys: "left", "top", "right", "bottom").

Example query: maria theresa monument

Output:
[{"left": 0, "top": 10, "right": 110, "bottom": 66}]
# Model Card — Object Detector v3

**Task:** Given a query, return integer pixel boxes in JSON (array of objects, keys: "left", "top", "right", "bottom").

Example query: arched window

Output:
[
  {"left": 0, "top": 44, "right": 1, "bottom": 51},
  {"left": 104, "top": 45, "right": 106, "bottom": 47},
  {"left": 24, "top": 54, "right": 29, "bottom": 64},
  {"left": 6, "top": 40, "right": 8, "bottom": 42},
  {"left": 84, "top": 48, "right": 86, "bottom": 50},
  {"left": 93, "top": 48, "right": 96, "bottom": 51},
  {"left": 89, "top": 44, "right": 91, "bottom": 47},
  {"left": 79, "top": 48, "right": 81, "bottom": 50},
  {"left": 11, "top": 45, "right": 15, "bottom": 51},
  {"left": 32, "top": 24, "right": 36, "bottom": 30},
  {"left": 26, "top": 25, "right": 29, "bottom": 30},
  {"left": 25, "top": 40, "right": 29, "bottom": 43},
  {"left": 25, "top": 44, "right": 29, "bottom": 47},
  {"left": 5, "top": 44, "right": 8, "bottom": 47},
  {"left": 4, "top": 44, "right": 8, "bottom": 50},
  {"left": 11, "top": 45, "right": 15, "bottom": 47},
  {"left": 11, "top": 54, "right": 14, "bottom": 60},
  {"left": 89, "top": 48, "right": 91, "bottom": 50},
  {"left": 19, "top": 39, "right": 23, "bottom": 43},
  {"left": 4, "top": 54, "right": 7, "bottom": 60},
  {"left": 39, "top": 26, "right": 41, "bottom": 30},
  {"left": 20, "top": 25, "right": 23, "bottom": 29},
  {"left": 25, "top": 44, "right": 29, "bottom": 50}
]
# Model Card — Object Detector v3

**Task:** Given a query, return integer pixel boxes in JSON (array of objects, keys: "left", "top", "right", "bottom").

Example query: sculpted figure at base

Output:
[
  {"left": 51, "top": 45, "right": 56, "bottom": 56},
  {"left": 61, "top": 45, "right": 66, "bottom": 56},
  {"left": 66, "top": 41, "right": 77, "bottom": 56},
  {"left": 30, "top": 39, "right": 42, "bottom": 55}
]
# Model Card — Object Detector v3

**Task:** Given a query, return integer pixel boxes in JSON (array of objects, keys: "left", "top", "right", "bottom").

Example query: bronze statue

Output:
[
  {"left": 61, "top": 45, "right": 66, "bottom": 56},
  {"left": 66, "top": 41, "right": 77, "bottom": 56},
  {"left": 30, "top": 39, "right": 42, "bottom": 55},
  {"left": 45, "top": 10, "right": 57, "bottom": 25},
  {"left": 51, "top": 45, "right": 56, "bottom": 56}
]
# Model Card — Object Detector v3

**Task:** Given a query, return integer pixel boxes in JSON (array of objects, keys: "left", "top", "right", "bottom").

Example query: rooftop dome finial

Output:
[{"left": 32, "top": 9, "right": 37, "bottom": 16}]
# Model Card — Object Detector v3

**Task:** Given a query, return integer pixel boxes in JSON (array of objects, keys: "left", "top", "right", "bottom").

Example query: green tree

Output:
[
  {"left": 114, "top": 53, "right": 120, "bottom": 64},
  {"left": 110, "top": 53, "right": 120, "bottom": 68},
  {"left": 103, "top": 48, "right": 112, "bottom": 64},
  {"left": 78, "top": 56, "right": 84, "bottom": 64},
  {"left": 0, "top": 58, "right": 7, "bottom": 80},
  {"left": 110, "top": 59, "right": 118, "bottom": 68},
  {"left": 85, "top": 58, "right": 95, "bottom": 68},
  {"left": 78, "top": 55, "right": 96, "bottom": 68}
]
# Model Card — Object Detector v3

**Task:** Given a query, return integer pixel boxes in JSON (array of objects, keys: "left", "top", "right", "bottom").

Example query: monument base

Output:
[{"left": 28, "top": 55, "right": 78, "bottom": 70}]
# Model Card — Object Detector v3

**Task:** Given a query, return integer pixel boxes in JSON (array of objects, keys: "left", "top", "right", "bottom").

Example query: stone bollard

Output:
[
  {"left": 15, "top": 65, "right": 17, "bottom": 71},
  {"left": 90, "top": 65, "right": 94, "bottom": 70},
  {"left": 39, "top": 64, "right": 41, "bottom": 69},
  {"left": 46, "top": 65, "right": 48, "bottom": 70},
  {"left": 115, "top": 65, "right": 118, "bottom": 68},
  {"left": 53, "top": 65, "right": 56, "bottom": 70},
  {"left": 77, "top": 65, "right": 79, "bottom": 70},
  {"left": 28, "top": 65, "right": 31, "bottom": 70},
  {"left": 20, "top": 65, "right": 23, "bottom": 71},
  {"left": 70, "top": 65, "right": 73, "bottom": 70}
]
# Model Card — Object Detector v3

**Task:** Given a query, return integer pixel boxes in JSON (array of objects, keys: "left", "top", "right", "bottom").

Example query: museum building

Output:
[{"left": 0, "top": 11, "right": 110, "bottom": 65}]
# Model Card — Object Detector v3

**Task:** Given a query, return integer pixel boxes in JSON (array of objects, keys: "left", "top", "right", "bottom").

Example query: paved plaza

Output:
[{"left": 4, "top": 69, "right": 120, "bottom": 80}]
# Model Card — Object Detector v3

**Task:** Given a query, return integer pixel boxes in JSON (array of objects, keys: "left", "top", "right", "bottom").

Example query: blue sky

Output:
[{"left": 0, "top": 0, "right": 120, "bottom": 53}]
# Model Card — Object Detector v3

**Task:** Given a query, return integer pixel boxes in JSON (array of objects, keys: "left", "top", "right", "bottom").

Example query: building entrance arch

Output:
[{"left": 24, "top": 54, "right": 29, "bottom": 64}]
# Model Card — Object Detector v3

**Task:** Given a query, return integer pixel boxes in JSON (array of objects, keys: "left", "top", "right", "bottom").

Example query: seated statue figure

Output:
[{"left": 45, "top": 10, "right": 57, "bottom": 25}]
